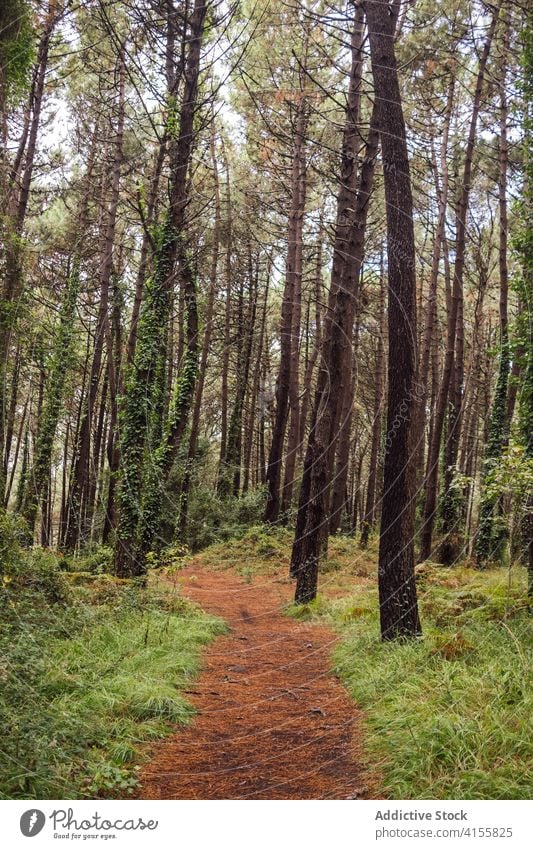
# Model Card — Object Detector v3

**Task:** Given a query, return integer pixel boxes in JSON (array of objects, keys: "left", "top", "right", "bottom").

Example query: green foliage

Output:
[
  {"left": 289, "top": 562, "right": 531, "bottom": 799},
  {"left": 438, "top": 468, "right": 470, "bottom": 562},
  {"left": 0, "top": 544, "right": 225, "bottom": 799},
  {"left": 115, "top": 216, "right": 195, "bottom": 574},
  {"left": 477, "top": 443, "right": 533, "bottom": 568},
  {"left": 184, "top": 489, "right": 268, "bottom": 552},
  {"left": 61, "top": 544, "right": 114, "bottom": 575},
  {"left": 481, "top": 444, "right": 533, "bottom": 504},
  {"left": 20, "top": 261, "right": 80, "bottom": 534},
  {"left": 0, "top": 508, "right": 28, "bottom": 575},
  {"left": 0, "top": 0, "right": 34, "bottom": 107},
  {"left": 145, "top": 541, "right": 189, "bottom": 571}
]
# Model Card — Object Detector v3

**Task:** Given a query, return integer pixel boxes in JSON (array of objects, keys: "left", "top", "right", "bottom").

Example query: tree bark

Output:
[
  {"left": 365, "top": 0, "right": 421, "bottom": 639},
  {"left": 265, "top": 100, "right": 308, "bottom": 523},
  {"left": 291, "top": 5, "right": 374, "bottom": 600},
  {"left": 360, "top": 266, "right": 386, "bottom": 547},
  {"left": 65, "top": 46, "right": 126, "bottom": 550},
  {"left": 419, "top": 6, "right": 500, "bottom": 563},
  {"left": 438, "top": 5, "right": 500, "bottom": 564}
]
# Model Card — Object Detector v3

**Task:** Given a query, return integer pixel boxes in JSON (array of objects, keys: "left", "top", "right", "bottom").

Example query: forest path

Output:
[{"left": 139, "top": 562, "right": 373, "bottom": 799}]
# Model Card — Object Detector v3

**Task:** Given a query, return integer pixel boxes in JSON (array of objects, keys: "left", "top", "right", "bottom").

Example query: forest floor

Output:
[
  {"left": 139, "top": 527, "right": 531, "bottom": 800},
  {"left": 139, "top": 560, "right": 375, "bottom": 799},
  {"left": 1, "top": 527, "right": 529, "bottom": 799}
]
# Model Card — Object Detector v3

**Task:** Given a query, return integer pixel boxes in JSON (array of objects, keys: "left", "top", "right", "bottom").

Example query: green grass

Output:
[
  {"left": 286, "top": 558, "right": 532, "bottom": 799},
  {"left": 197, "top": 524, "right": 295, "bottom": 572},
  {"left": 199, "top": 528, "right": 532, "bottom": 798},
  {"left": 3, "top": 528, "right": 531, "bottom": 801},
  {"left": 0, "top": 552, "right": 225, "bottom": 799}
]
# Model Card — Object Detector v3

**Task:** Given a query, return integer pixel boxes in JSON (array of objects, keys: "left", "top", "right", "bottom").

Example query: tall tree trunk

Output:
[
  {"left": 3, "top": 340, "right": 21, "bottom": 482},
  {"left": 219, "top": 143, "right": 232, "bottom": 468},
  {"left": 281, "top": 116, "right": 307, "bottom": 516},
  {"left": 299, "top": 230, "right": 324, "bottom": 454},
  {"left": 360, "top": 266, "right": 386, "bottom": 548},
  {"left": 65, "top": 46, "right": 126, "bottom": 550},
  {"left": 179, "top": 133, "right": 221, "bottom": 536},
  {"left": 127, "top": 144, "right": 166, "bottom": 365},
  {"left": 291, "top": 6, "right": 374, "bottom": 600},
  {"left": 218, "top": 253, "right": 258, "bottom": 498},
  {"left": 419, "top": 6, "right": 500, "bottom": 563},
  {"left": 115, "top": 0, "right": 207, "bottom": 575},
  {"left": 329, "top": 311, "right": 362, "bottom": 536},
  {"left": 20, "top": 262, "right": 79, "bottom": 539},
  {"left": 413, "top": 79, "right": 454, "bottom": 493},
  {"left": 0, "top": 13, "right": 55, "bottom": 501},
  {"left": 243, "top": 268, "right": 270, "bottom": 494},
  {"left": 265, "top": 100, "right": 307, "bottom": 523},
  {"left": 475, "top": 10, "right": 511, "bottom": 566},
  {"left": 439, "top": 5, "right": 500, "bottom": 564},
  {"left": 365, "top": 0, "right": 421, "bottom": 639}
]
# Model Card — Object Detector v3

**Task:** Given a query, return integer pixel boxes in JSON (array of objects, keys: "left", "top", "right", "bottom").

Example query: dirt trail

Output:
[{"left": 139, "top": 564, "right": 372, "bottom": 799}]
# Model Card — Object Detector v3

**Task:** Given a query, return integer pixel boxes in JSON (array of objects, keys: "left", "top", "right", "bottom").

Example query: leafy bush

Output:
[
  {"left": 185, "top": 486, "right": 267, "bottom": 551},
  {"left": 0, "top": 508, "right": 29, "bottom": 576},
  {"left": 61, "top": 544, "right": 114, "bottom": 575},
  {"left": 200, "top": 524, "right": 293, "bottom": 572},
  {"left": 145, "top": 541, "right": 189, "bottom": 572}
]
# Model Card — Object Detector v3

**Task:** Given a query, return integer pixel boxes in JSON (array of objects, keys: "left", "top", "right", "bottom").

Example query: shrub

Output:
[
  {"left": 62, "top": 545, "right": 114, "bottom": 575},
  {"left": 0, "top": 508, "right": 29, "bottom": 577},
  {"left": 185, "top": 486, "right": 267, "bottom": 551}
]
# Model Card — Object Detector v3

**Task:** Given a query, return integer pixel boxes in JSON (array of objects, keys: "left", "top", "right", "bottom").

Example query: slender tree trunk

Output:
[
  {"left": 3, "top": 340, "right": 21, "bottom": 481},
  {"left": 20, "top": 262, "right": 80, "bottom": 538},
  {"left": 360, "top": 267, "right": 386, "bottom": 547},
  {"left": 419, "top": 7, "right": 500, "bottom": 562},
  {"left": 219, "top": 143, "right": 232, "bottom": 467},
  {"left": 413, "top": 80, "right": 454, "bottom": 493},
  {"left": 0, "top": 15, "right": 55, "bottom": 501},
  {"left": 115, "top": 0, "right": 207, "bottom": 574},
  {"left": 65, "top": 49, "right": 125, "bottom": 548},
  {"left": 299, "top": 230, "right": 323, "bottom": 454},
  {"left": 5, "top": 391, "right": 29, "bottom": 507},
  {"left": 265, "top": 100, "right": 308, "bottom": 523},
  {"left": 365, "top": 0, "right": 421, "bottom": 639},
  {"left": 243, "top": 268, "right": 269, "bottom": 494},
  {"left": 329, "top": 312, "right": 361, "bottom": 536},
  {"left": 439, "top": 5, "right": 501, "bottom": 564},
  {"left": 281, "top": 115, "right": 307, "bottom": 516},
  {"left": 291, "top": 6, "right": 374, "bottom": 599},
  {"left": 219, "top": 253, "right": 258, "bottom": 498},
  {"left": 179, "top": 132, "right": 221, "bottom": 535},
  {"left": 127, "top": 144, "right": 166, "bottom": 365},
  {"left": 475, "top": 12, "right": 511, "bottom": 566}
]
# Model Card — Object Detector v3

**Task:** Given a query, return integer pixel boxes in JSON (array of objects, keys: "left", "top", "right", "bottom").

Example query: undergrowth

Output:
[
  {"left": 286, "top": 553, "right": 532, "bottom": 800},
  {"left": 0, "top": 537, "right": 225, "bottom": 799}
]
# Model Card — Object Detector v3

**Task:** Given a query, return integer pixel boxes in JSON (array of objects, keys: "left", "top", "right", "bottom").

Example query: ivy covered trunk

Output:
[{"left": 114, "top": 0, "right": 207, "bottom": 577}]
